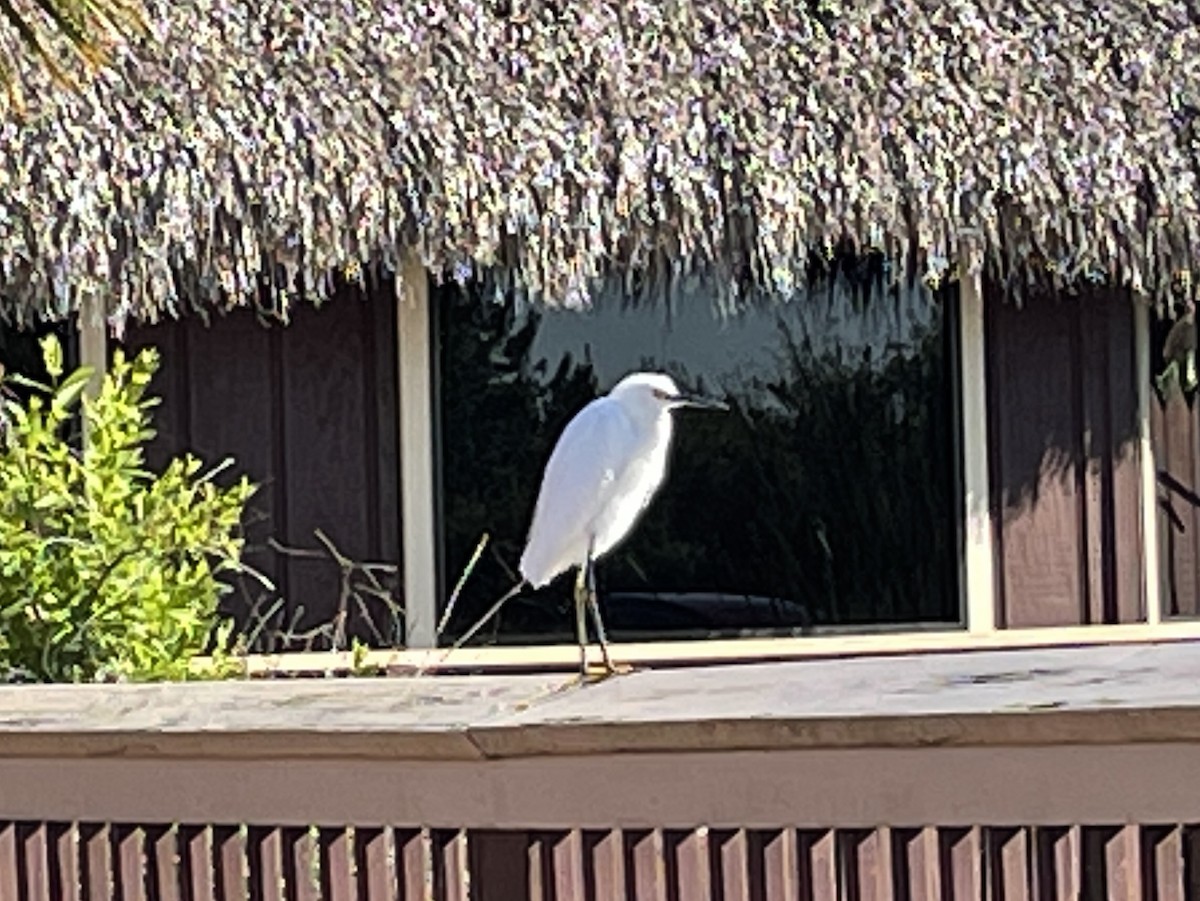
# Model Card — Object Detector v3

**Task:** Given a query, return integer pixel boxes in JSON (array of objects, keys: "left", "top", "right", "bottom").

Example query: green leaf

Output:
[
  {"left": 5, "top": 373, "right": 52, "bottom": 394},
  {"left": 52, "top": 366, "right": 95, "bottom": 413},
  {"left": 40, "top": 335, "right": 63, "bottom": 380}
]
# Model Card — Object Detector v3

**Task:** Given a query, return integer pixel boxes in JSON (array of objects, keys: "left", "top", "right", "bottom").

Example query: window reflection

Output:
[{"left": 435, "top": 266, "right": 963, "bottom": 644}]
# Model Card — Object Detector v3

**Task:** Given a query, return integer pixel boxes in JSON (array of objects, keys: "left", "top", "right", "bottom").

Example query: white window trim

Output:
[
  {"left": 1134, "top": 299, "right": 1162, "bottom": 625},
  {"left": 958, "top": 243, "right": 996, "bottom": 634},
  {"left": 397, "top": 253, "right": 439, "bottom": 649},
  {"left": 77, "top": 296, "right": 107, "bottom": 439},
  {"left": 233, "top": 617, "right": 1200, "bottom": 675}
]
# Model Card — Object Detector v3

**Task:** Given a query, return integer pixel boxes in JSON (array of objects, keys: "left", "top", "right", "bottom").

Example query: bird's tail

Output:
[{"left": 416, "top": 580, "right": 527, "bottom": 676}]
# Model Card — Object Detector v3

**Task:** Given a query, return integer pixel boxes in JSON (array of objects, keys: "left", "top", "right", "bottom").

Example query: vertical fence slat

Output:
[
  {"left": 433, "top": 830, "right": 468, "bottom": 901},
  {"left": 985, "top": 828, "right": 1030, "bottom": 901},
  {"left": 0, "top": 822, "right": 18, "bottom": 901},
  {"left": 1101, "top": 825, "right": 1141, "bottom": 901},
  {"left": 354, "top": 828, "right": 395, "bottom": 901},
  {"left": 1143, "top": 826, "right": 1185, "bottom": 901},
  {"left": 48, "top": 823, "right": 80, "bottom": 901},
  {"left": 283, "top": 827, "right": 319, "bottom": 901},
  {"left": 551, "top": 830, "right": 584, "bottom": 901},
  {"left": 1057, "top": 825, "right": 1082, "bottom": 901},
  {"left": 891, "top": 828, "right": 931, "bottom": 901},
  {"left": 319, "top": 828, "right": 355, "bottom": 901},
  {"left": 626, "top": 830, "right": 666, "bottom": 901},
  {"left": 527, "top": 833, "right": 547, "bottom": 901},
  {"left": 145, "top": 826, "right": 180, "bottom": 901},
  {"left": 81, "top": 824, "right": 114, "bottom": 901},
  {"left": 758, "top": 830, "right": 796, "bottom": 901},
  {"left": 394, "top": 829, "right": 429, "bottom": 901},
  {"left": 467, "top": 831, "right": 525, "bottom": 901},
  {"left": 939, "top": 827, "right": 982, "bottom": 901},
  {"left": 837, "top": 828, "right": 891, "bottom": 901},
  {"left": 798, "top": 829, "right": 837, "bottom": 901},
  {"left": 213, "top": 826, "right": 248, "bottom": 901},
  {"left": 870, "top": 827, "right": 894, "bottom": 901},
  {"left": 1183, "top": 826, "right": 1200, "bottom": 899},
  {"left": 112, "top": 826, "right": 146, "bottom": 901},
  {"left": 1059, "top": 825, "right": 1082, "bottom": 901},
  {"left": 586, "top": 830, "right": 624, "bottom": 901},
  {"left": 1034, "top": 826, "right": 1081, "bottom": 901},
  {"left": 710, "top": 830, "right": 749, "bottom": 901},
  {"left": 668, "top": 828, "right": 710, "bottom": 901},
  {"left": 913, "top": 828, "right": 941, "bottom": 901},
  {"left": 19, "top": 822, "right": 51, "bottom": 901},
  {"left": 247, "top": 827, "right": 284, "bottom": 901},
  {"left": 179, "top": 826, "right": 215, "bottom": 901}
]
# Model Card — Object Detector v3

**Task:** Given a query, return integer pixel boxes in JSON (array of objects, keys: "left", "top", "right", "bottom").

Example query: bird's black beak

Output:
[{"left": 671, "top": 391, "right": 729, "bottom": 411}]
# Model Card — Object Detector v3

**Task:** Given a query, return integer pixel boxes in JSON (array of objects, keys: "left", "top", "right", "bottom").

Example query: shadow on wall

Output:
[
  {"left": 1149, "top": 301, "right": 1200, "bottom": 618},
  {"left": 986, "top": 284, "right": 1143, "bottom": 527},
  {"left": 984, "top": 284, "right": 1177, "bottom": 625}
]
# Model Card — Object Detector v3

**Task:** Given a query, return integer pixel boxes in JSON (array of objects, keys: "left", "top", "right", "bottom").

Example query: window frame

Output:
[
  {"left": 83, "top": 246, "right": 1179, "bottom": 671},
  {"left": 407, "top": 244, "right": 989, "bottom": 655}
]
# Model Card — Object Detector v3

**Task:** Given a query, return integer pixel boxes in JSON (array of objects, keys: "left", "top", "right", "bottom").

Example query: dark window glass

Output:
[
  {"left": 0, "top": 318, "right": 77, "bottom": 424},
  {"left": 435, "top": 265, "right": 963, "bottom": 645}
]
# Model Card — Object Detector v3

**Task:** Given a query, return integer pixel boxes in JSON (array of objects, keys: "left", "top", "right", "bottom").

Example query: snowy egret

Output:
[{"left": 444, "top": 372, "right": 728, "bottom": 679}]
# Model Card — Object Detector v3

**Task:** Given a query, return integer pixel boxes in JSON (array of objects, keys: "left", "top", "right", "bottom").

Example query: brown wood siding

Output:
[
  {"left": 985, "top": 288, "right": 1142, "bottom": 627},
  {"left": 121, "top": 288, "right": 401, "bottom": 650},
  {"left": 1150, "top": 311, "right": 1200, "bottom": 618}
]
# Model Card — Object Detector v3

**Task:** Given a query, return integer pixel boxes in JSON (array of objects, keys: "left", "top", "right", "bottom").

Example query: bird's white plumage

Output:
[{"left": 519, "top": 373, "right": 679, "bottom": 588}]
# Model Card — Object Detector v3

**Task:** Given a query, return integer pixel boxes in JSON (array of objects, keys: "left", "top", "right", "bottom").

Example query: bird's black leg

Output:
[{"left": 584, "top": 547, "right": 618, "bottom": 677}]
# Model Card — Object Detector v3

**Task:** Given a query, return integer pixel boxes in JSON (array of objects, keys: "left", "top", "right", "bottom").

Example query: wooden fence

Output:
[
  {"left": 0, "top": 819, "right": 1195, "bottom": 900},
  {"left": 2, "top": 643, "right": 1200, "bottom": 901}
]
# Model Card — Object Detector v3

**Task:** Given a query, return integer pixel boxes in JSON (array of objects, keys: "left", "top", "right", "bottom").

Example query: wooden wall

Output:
[
  {"left": 114, "top": 279, "right": 1160, "bottom": 643},
  {"left": 985, "top": 287, "right": 1144, "bottom": 627},
  {"left": 121, "top": 290, "right": 401, "bottom": 651},
  {"left": 1150, "top": 310, "right": 1200, "bottom": 619}
]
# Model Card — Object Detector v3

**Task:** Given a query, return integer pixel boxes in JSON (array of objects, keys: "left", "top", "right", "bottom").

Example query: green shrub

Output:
[{"left": 0, "top": 335, "right": 255, "bottom": 682}]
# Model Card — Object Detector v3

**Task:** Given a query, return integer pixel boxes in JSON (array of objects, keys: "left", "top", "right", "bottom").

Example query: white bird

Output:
[
  {"left": 442, "top": 371, "right": 727, "bottom": 679},
  {"left": 521, "top": 371, "right": 728, "bottom": 677}
]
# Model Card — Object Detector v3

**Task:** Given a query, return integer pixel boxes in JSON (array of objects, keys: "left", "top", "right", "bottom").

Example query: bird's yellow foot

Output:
[{"left": 582, "top": 661, "right": 636, "bottom": 683}]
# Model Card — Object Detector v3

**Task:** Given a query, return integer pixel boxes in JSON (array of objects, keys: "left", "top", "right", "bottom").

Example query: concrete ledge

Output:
[{"left": 0, "top": 643, "right": 1198, "bottom": 761}]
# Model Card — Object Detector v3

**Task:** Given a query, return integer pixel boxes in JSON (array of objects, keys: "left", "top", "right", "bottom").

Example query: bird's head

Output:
[{"left": 608, "top": 372, "right": 729, "bottom": 417}]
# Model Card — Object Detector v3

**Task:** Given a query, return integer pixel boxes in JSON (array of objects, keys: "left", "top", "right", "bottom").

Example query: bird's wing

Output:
[{"left": 519, "top": 398, "right": 641, "bottom": 586}]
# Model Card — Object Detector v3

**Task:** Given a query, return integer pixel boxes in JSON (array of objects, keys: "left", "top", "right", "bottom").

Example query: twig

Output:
[
  {"left": 437, "top": 532, "right": 489, "bottom": 638},
  {"left": 416, "top": 579, "right": 527, "bottom": 677},
  {"left": 490, "top": 542, "right": 519, "bottom": 584}
]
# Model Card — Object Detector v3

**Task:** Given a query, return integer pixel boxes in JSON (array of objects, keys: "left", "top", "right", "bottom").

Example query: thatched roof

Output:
[{"left": 1, "top": 0, "right": 1199, "bottom": 326}]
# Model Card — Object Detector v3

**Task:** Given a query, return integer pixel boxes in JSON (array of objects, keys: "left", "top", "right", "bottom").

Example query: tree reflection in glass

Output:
[{"left": 435, "top": 259, "right": 963, "bottom": 645}]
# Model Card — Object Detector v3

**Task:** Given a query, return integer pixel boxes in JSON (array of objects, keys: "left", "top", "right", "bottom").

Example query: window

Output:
[{"left": 434, "top": 259, "right": 964, "bottom": 646}]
